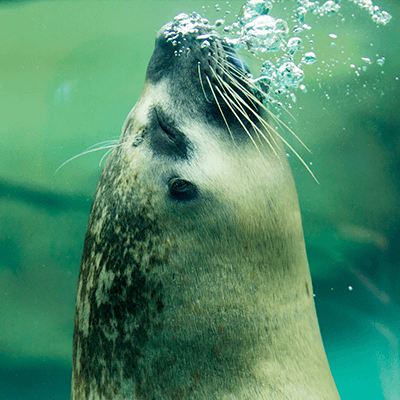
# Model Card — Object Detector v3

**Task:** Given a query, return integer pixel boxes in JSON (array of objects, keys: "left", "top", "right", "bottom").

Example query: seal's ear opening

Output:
[{"left": 168, "top": 177, "right": 199, "bottom": 202}]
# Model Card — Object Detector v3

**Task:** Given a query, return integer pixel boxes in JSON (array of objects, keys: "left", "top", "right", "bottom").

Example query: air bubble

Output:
[
  {"left": 276, "top": 62, "right": 304, "bottom": 88},
  {"left": 377, "top": 57, "right": 385, "bottom": 66},
  {"left": 317, "top": 1, "right": 340, "bottom": 16},
  {"left": 287, "top": 37, "right": 303, "bottom": 54},
  {"left": 301, "top": 52, "right": 317, "bottom": 65}
]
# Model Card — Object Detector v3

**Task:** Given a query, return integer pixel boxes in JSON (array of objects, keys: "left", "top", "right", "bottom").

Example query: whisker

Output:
[
  {"left": 55, "top": 144, "right": 119, "bottom": 174},
  {"left": 212, "top": 53, "right": 318, "bottom": 183},
  {"left": 216, "top": 85, "right": 273, "bottom": 158},
  {"left": 236, "top": 95, "right": 319, "bottom": 182},
  {"left": 99, "top": 147, "right": 115, "bottom": 167},
  {"left": 221, "top": 59, "right": 312, "bottom": 153},
  {"left": 198, "top": 61, "right": 211, "bottom": 103},
  {"left": 217, "top": 86, "right": 281, "bottom": 164},
  {"left": 216, "top": 56, "right": 311, "bottom": 153},
  {"left": 212, "top": 61, "right": 281, "bottom": 148},
  {"left": 211, "top": 68, "right": 281, "bottom": 162},
  {"left": 205, "top": 75, "right": 237, "bottom": 146},
  {"left": 214, "top": 70, "right": 280, "bottom": 151},
  {"left": 212, "top": 55, "right": 266, "bottom": 113},
  {"left": 86, "top": 139, "right": 119, "bottom": 150},
  {"left": 224, "top": 78, "right": 319, "bottom": 182},
  {"left": 211, "top": 79, "right": 263, "bottom": 157}
]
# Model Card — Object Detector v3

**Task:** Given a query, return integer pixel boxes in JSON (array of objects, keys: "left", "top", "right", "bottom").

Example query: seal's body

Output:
[{"left": 71, "top": 13, "right": 340, "bottom": 400}]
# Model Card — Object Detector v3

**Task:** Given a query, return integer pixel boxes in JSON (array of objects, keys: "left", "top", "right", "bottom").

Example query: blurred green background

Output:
[{"left": 0, "top": 1, "right": 399, "bottom": 399}]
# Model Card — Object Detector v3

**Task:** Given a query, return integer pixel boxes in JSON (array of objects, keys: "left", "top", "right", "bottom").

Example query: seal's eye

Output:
[{"left": 168, "top": 178, "right": 199, "bottom": 202}]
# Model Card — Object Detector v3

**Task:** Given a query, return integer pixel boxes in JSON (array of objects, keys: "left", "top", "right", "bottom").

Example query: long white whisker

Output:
[
  {"left": 99, "top": 147, "right": 115, "bottom": 167},
  {"left": 55, "top": 144, "right": 118, "bottom": 174},
  {"left": 226, "top": 58, "right": 299, "bottom": 124},
  {"left": 86, "top": 139, "right": 119, "bottom": 150},
  {"left": 205, "top": 75, "right": 237, "bottom": 146},
  {"left": 198, "top": 61, "right": 211, "bottom": 103},
  {"left": 212, "top": 67, "right": 277, "bottom": 150},
  {"left": 229, "top": 89, "right": 318, "bottom": 182},
  {"left": 213, "top": 55, "right": 311, "bottom": 153},
  {"left": 219, "top": 61, "right": 259, "bottom": 110},
  {"left": 214, "top": 76, "right": 281, "bottom": 164},
  {"left": 212, "top": 63, "right": 280, "bottom": 148},
  {"left": 219, "top": 75, "right": 318, "bottom": 182},
  {"left": 211, "top": 80, "right": 263, "bottom": 157},
  {"left": 212, "top": 54, "right": 318, "bottom": 183},
  {"left": 214, "top": 70, "right": 280, "bottom": 150}
]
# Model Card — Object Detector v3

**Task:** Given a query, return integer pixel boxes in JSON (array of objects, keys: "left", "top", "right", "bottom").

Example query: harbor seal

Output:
[{"left": 71, "top": 12, "right": 340, "bottom": 400}]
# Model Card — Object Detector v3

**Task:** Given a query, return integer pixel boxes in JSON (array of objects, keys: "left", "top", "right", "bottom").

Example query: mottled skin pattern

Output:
[{"left": 71, "top": 15, "right": 340, "bottom": 400}]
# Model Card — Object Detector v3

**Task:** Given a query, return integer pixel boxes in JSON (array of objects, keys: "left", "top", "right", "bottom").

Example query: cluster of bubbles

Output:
[
  {"left": 167, "top": 0, "right": 391, "bottom": 107},
  {"left": 218, "top": 0, "right": 391, "bottom": 103},
  {"left": 221, "top": 0, "right": 320, "bottom": 101},
  {"left": 165, "top": 12, "right": 220, "bottom": 57}
]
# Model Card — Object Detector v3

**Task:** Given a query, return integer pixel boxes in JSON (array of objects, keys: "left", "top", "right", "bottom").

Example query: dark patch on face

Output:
[{"left": 148, "top": 106, "right": 192, "bottom": 160}]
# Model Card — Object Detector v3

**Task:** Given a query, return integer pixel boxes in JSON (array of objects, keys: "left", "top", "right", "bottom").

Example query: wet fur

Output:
[{"left": 71, "top": 14, "right": 339, "bottom": 400}]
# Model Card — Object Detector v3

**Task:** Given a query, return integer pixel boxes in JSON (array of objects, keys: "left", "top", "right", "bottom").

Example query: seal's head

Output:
[{"left": 72, "top": 12, "right": 339, "bottom": 400}]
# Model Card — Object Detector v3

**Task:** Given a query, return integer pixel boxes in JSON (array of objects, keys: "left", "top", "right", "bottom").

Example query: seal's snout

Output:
[
  {"left": 153, "top": 13, "right": 213, "bottom": 50},
  {"left": 154, "top": 22, "right": 175, "bottom": 48},
  {"left": 145, "top": 11, "right": 261, "bottom": 141},
  {"left": 146, "top": 12, "right": 218, "bottom": 85},
  {"left": 155, "top": 23, "right": 172, "bottom": 41},
  {"left": 149, "top": 11, "right": 249, "bottom": 87}
]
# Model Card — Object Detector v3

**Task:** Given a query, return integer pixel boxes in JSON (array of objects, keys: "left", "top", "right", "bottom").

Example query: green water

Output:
[{"left": 0, "top": 1, "right": 399, "bottom": 399}]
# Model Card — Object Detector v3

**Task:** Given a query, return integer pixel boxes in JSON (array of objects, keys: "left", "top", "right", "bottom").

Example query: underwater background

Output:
[{"left": 0, "top": 0, "right": 399, "bottom": 399}]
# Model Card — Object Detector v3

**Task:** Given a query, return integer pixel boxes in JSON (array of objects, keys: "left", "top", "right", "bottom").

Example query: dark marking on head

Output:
[{"left": 148, "top": 106, "right": 192, "bottom": 160}]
